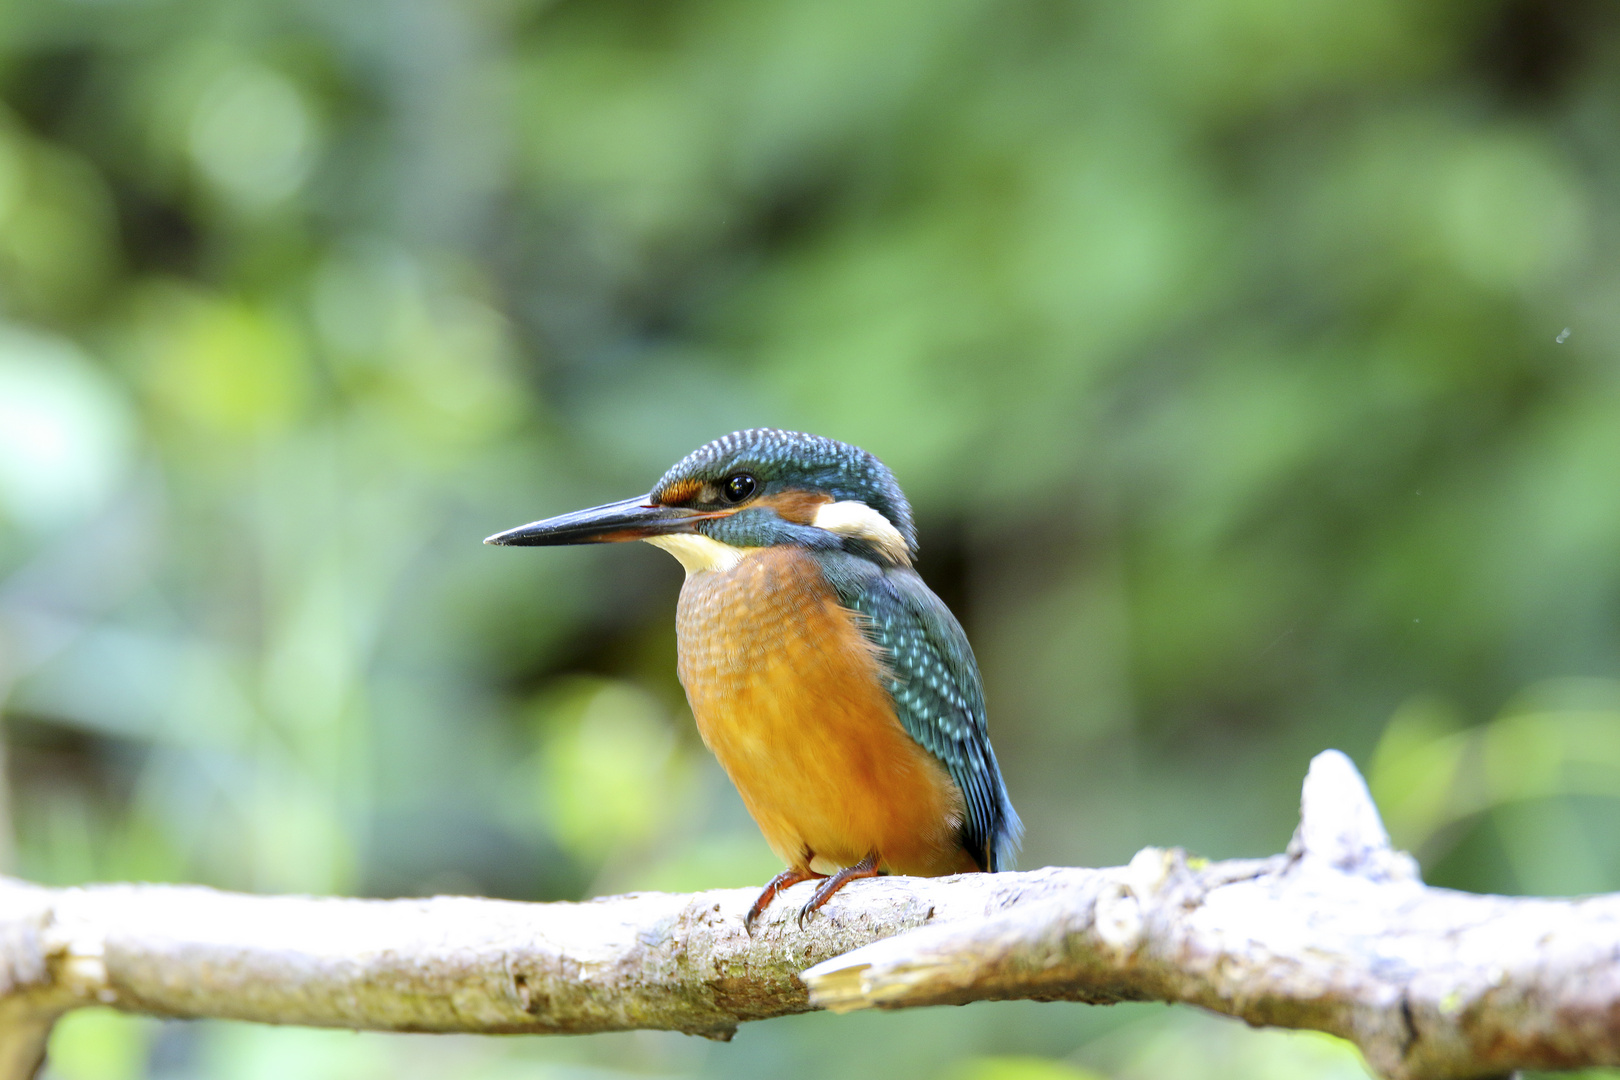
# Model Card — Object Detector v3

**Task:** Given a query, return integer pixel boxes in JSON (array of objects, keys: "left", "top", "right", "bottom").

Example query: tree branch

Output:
[{"left": 2, "top": 752, "right": 1617, "bottom": 1080}]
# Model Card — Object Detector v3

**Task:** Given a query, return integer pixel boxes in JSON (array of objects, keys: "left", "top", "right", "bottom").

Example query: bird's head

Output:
[{"left": 485, "top": 428, "right": 916, "bottom": 572}]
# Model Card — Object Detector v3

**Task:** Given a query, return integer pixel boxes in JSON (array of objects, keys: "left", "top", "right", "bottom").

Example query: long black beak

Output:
[{"left": 484, "top": 494, "right": 718, "bottom": 547}]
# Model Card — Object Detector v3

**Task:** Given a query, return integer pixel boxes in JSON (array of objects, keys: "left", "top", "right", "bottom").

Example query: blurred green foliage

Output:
[{"left": 0, "top": 0, "right": 1616, "bottom": 1075}]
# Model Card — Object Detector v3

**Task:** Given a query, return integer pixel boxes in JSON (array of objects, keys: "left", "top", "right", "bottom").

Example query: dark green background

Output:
[{"left": 1, "top": 0, "right": 1617, "bottom": 1076}]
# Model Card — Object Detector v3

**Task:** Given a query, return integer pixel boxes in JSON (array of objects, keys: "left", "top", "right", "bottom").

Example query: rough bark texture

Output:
[{"left": 1, "top": 752, "right": 1616, "bottom": 1080}]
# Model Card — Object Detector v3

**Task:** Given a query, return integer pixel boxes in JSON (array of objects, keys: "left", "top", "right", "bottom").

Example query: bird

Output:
[{"left": 486, "top": 428, "right": 1021, "bottom": 929}]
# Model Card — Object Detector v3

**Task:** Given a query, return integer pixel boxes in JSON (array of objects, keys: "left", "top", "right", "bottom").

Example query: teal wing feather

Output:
[{"left": 837, "top": 566, "right": 1022, "bottom": 871}]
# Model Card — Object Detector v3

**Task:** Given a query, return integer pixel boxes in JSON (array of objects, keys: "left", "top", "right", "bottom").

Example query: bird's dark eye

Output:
[{"left": 721, "top": 473, "right": 757, "bottom": 503}]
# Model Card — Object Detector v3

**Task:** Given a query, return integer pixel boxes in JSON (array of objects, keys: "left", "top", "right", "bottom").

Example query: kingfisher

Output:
[{"left": 486, "top": 429, "right": 1021, "bottom": 928}]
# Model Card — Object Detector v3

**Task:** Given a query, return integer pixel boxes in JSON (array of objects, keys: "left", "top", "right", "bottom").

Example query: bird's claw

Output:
[{"left": 744, "top": 867, "right": 823, "bottom": 933}]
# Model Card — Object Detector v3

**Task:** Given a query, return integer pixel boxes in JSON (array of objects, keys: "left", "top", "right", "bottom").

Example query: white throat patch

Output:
[
  {"left": 812, "top": 500, "right": 911, "bottom": 564},
  {"left": 644, "top": 532, "right": 750, "bottom": 576}
]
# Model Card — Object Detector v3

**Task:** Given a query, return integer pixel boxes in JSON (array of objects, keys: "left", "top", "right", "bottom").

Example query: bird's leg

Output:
[
  {"left": 745, "top": 867, "right": 825, "bottom": 933},
  {"left": 797, "top": 852, "right": 881, "bottom": 928}
]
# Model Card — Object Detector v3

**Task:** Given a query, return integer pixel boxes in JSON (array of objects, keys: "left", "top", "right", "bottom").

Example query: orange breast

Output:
[{"left": 674, "top": 546, "right": 976, "bottom": 878}]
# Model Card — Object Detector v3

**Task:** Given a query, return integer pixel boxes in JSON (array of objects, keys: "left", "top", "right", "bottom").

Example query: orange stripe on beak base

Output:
[{"left": 654, "top": 479, "right": 704, "bottom": 506}]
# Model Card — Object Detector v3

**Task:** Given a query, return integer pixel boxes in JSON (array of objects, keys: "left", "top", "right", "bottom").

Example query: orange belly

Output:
[{"left": 675, "top": 546, "right": 975, "bottom": 877}]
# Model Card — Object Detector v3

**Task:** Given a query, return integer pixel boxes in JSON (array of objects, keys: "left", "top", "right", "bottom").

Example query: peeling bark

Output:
[{"left": 1, "top": 752, "right": 1616, "bottom": 1080}]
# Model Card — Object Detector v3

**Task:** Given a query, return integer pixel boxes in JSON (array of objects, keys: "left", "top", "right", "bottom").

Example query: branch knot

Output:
[{"left": 1287, "top": 749, "right": 1420, "bottom": 883}]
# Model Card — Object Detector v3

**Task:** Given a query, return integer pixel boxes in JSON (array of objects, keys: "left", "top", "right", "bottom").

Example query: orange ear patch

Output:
[{"left": 758, "top": 489, "right": 833, "bottom": 524}]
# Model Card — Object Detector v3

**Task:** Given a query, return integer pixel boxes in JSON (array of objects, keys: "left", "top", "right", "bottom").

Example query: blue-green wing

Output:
[{"left": 838, "top": 566, "right": 1022, "bottom": 871}]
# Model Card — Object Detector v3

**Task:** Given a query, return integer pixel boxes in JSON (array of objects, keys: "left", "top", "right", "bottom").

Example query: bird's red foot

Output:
[
  {"left": 797, "top": 852, "right": 881, "bottom": 928},
  {"left": 745, "top": 867, "right": 825, "bottom": 933}
]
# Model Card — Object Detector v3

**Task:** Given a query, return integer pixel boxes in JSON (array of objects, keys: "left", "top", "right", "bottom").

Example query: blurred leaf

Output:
[
  {"left": 0, "top": 119, "right": 117, "bottom": 316},
  {"left": 942, "top": 1056, "right": 1108, "bottom": 1080},
  {"left": 1371, "top": 682, "right": 1620, "bottom": 888},
  {"left": 130, "top": 284, "right": 308, "bottom": 439},
  {"left": 534, "top": 678, "right": 689, "bottom": 859},
  {"left": 1089, "top": 1010, "right": 1375, "bottom": 1080},
  {"left": 1370, "top": 695, "right": 1469, "bottom": 852},
  {"left": 44, "top": 1009, "right": 154, "bottom": 1080}
]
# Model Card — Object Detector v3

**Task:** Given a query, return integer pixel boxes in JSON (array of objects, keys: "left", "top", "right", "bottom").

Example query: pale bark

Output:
[{"left": 0, "top": 752, "right": 1616, "bottom": 1080}]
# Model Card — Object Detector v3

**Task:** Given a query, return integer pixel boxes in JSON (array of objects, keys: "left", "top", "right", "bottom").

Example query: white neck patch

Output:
[
  {"left": 644, "top": 532, "right": 751, "bottom": 576},
  {"left": 812, "top": 500, "right": 911, "bottom": 565}
]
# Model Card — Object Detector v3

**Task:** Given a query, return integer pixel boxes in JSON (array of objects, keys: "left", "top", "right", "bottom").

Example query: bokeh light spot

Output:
[
  {"left": 188, "top": 65, "right": 318, "bottom": 209},
  {"left": 0, "top": 326, "right": 134, "bottom": 531}
]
